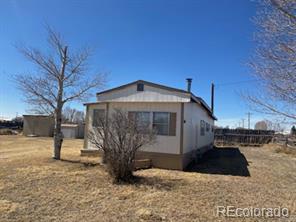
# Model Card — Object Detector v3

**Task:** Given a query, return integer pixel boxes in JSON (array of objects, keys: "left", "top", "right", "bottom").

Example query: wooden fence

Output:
[
  {"left": 214, "top": 128, "right": 275, "bottom": 146},
  {"left": 273, "top": 135, "right": 296, "bottom": 148}
]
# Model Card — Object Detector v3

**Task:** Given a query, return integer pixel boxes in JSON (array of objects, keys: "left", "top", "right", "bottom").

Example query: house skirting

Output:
[
  {"left": 137, "top": 144, "right": 213, "bottom": 170},
  {"left": 136, "top": 151, "right": 183, "bottom": 170},
  {"left": 80, "top": 143, "right": 213, "bottom": 170},
  {"left": 182, "top": 144, "right": 214, "bottom": 169}
]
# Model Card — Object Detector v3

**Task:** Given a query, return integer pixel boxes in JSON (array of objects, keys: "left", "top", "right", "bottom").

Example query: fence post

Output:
[{"left": 285, "top": 137, "right": 288, "bottom": 147}]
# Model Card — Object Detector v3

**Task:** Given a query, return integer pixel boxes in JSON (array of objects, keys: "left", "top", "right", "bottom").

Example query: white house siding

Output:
[
  {"left": 110, "top": 102, "right": 181, "bottom": 154},
  {"left": 85, "top": 102, "right": 182, "bottom": 154},
  {"left": 183, "top": 103, "right": 214, "bottom": 154},
  {"left": 97, "top": 84, "right": 190, "bottom": 103}
]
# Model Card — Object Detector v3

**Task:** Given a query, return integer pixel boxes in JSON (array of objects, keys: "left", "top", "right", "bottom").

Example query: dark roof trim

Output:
[
  {"left": 95, "top": 79, "right": 217, "bottom": 120},
  {"left": 83, "top": 102, "right": 107, "bottom": 106},
  {"left": 190, "top": 95, "right": 217, "bottom": 120}
]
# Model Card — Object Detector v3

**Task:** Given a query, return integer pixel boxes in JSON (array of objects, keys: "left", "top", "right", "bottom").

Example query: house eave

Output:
[
  {"left": 96, "top": 80, "right": 190, "bottom": 96},
  {"left": 190, "top": 94, "right": 217, "bottom": 121},
  {"left": 93, "top": 79, "right": 217, "bottom": 120}
]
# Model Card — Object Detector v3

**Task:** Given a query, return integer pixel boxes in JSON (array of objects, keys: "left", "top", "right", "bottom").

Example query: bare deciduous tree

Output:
[
  {"left": 15, "top": 26, "right": 105, "bottom": 160},
  {"left": 255, "top": 120, "right": 268, "bottom": 130},
  {"left": 88, "top": 109, "right": 156, "bottom": 183},
  {"left": 254, "top": 119, "right": 285, "bottom": 132},
  {"left": 264, "top": 119, "right": 285, "bottom": 132},
  {"left": 245, "top": 0, "right": 296, "bottom": 122},
  {"left": 63, "top": 106, "right": 84, "bottom": 124}
]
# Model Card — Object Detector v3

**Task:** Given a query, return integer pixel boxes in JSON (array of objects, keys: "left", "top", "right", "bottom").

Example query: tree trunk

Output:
[
  {"left": 53, "top": 108, "right": 63, "bottom": 159},
  {"left": 53, "top": 46, "right": 67, "bottom": 160}
]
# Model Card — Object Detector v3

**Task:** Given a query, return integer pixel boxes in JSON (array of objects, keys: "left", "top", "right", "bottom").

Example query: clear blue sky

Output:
[{"left": 0, "top": 0, "right": 261, "bottom": 127}]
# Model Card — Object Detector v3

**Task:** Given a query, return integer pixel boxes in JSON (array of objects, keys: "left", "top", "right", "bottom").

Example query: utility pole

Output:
[
  {"left": 242, "top": 118, "right": 245, "bottom": 129},
  {"left": 246, "top": 112, "right": 252, "bottom": 129}
]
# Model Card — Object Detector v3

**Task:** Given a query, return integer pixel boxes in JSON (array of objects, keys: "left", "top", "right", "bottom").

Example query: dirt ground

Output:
[{"left": 0, "top": 136, "right": 295, "bottom": 222}]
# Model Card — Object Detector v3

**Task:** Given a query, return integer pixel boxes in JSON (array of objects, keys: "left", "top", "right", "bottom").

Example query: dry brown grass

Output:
[
  {"left": 0, "top": 136, "right": 295, "bottom": 222},
  {"left": 265, "top": 143, "right": 296, "bottom": 157}
]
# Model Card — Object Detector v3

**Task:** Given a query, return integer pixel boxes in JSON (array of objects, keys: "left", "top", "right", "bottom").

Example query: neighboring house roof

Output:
[
  {"left": 87, "top": 80, "right": 217, "bottom": 120},
  {"left": 23, "top": 114, "right": 51, "bottom": 117}
]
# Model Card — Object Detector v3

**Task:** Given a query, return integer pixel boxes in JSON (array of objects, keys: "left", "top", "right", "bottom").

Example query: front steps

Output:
[{"left": 80, "top": 149, "right": 101, "bottom": 157}]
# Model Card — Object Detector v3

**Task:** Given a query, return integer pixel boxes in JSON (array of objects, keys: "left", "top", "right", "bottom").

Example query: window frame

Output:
[
  {"left": 200, "top": 120, "right": 205, "bottom": 136},
  {"left": 92, "top": 109, "right": 106, "bottom": 128},
  {"left": 128, "top": 111, "right": 151, "bottom": 129},
  {"left": 153, "top": 112, "right": 170, "bottom": 136},
  {"left": 137, "top": 83, "right": 144, "bottom": 91},
  {"left": 206, "top": 122, "right": 210, "bottom": 132}
]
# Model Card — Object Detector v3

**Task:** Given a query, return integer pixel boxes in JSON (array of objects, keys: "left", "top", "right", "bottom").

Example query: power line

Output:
[{"left": 216, "top": 79, "right": 263, "bottom": 87}]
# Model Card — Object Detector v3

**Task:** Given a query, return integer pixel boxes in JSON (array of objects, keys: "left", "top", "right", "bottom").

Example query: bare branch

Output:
[
  {"left": 63, "top": 74, "right": 106, "bottom": 103},
  {"left": 271, "top": 0, "right": 296, "bottom": 21},
  {"left": 245, "top": 0, "right": 296, "bottom": 123},
  {"left": 14, "top": 25, "right": 106, "bottom": 160},
  {"left": 244, "top": 93, "right": 296, "bottom": 120},
  {"left": 88, "top": 109, "right": 156, "bottom": 182},
  {"left": 14, "top": 75, "right": 56, "bottom": 110}
]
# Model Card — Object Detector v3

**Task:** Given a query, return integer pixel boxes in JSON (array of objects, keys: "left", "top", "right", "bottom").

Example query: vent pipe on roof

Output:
[{"left": 186, "top": 78, "right": 192, "bottom": 92}]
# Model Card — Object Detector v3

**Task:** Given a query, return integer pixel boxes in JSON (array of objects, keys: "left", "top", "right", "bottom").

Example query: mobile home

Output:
[{"left": 82, "top": 80, "right": 217, "bottom": 170}]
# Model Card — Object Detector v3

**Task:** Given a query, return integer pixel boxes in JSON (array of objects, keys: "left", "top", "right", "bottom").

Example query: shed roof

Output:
[
  {"left": 61, "top": 124, "right": 79, "bottom": 128},
  {"left": 23, "top": 114, "right": 53, "bottom": 118}
]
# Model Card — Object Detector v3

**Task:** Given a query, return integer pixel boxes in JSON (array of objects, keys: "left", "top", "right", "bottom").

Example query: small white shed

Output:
[
  {"left": 61, "top": 124, "right": 78, "bottom": 138},
  {"left": 61, "top": 124, "right": 84, "bottom": 138}
]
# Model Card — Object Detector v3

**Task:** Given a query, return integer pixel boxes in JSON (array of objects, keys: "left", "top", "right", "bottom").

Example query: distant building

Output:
[
  {"left": 61, "top": 123, "right": 84, "bottom": 139},
  {"left": 23, "top": 115, "right": 54, "bottom": 137}
]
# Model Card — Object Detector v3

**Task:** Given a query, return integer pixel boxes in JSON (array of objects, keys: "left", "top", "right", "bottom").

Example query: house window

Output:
[
  {"left": 206, "top": 122, "right": 210, "bottom": 132},
  {"left": 128, "top": 111, "right": 150, "bottom": 128},
  {"left": 92, "top": 109, "right": 105, "bottom": 127},
  {"left": 200, "top": 120, "right": 205, "bottom": 136},
  {"left": 137, "top": 83, "right": 144, "bottom": 91},
  {"left": 153, "top": 112, "right": 169, "bottom": 135},
  {"left": 153, "top": 112, "right": 176, "bottom": 136}
]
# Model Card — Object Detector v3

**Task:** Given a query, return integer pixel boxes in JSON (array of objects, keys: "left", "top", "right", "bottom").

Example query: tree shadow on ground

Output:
[
  {"left": 60, "top": 158, "right": 100, "bottom": 167},
  {"left": 186, "top": 147, "right": 250, "bottom": 177},
  {"left": 117, "top": 175, "right": 182, "bottom": 191}
]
